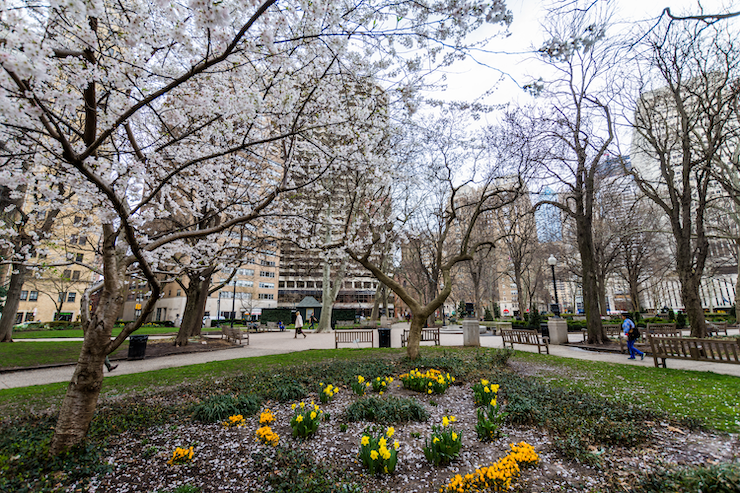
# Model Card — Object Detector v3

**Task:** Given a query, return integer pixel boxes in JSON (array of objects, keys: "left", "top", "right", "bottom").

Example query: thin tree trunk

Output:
[
  {"left": 370, "top": 287, "right": 381, "bottom": 321},
  {"left": 317, "top": 259, "right": 346, "bottom": 332},
  {"left": 736, "top": 239, "right": 740, "bottom": 314},
  {"left": 0, "top": 262, "right": 27, "bottom": 342}
]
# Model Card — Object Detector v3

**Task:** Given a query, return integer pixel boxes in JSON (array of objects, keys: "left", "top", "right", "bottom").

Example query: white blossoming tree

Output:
[{"left": 1, "top": 0, "right": 512, "bottom": 454}]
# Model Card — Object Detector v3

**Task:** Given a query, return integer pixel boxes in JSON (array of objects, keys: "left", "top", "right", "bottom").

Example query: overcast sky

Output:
[{"left": 432, "top": 0, "right": 739, "bottom": 109}]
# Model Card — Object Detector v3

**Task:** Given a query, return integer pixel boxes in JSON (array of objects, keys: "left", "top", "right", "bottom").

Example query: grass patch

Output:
[
  {"left": 345, "top": 396, "right": 429, "bottom": 424},
  {"left": 13, "top": 326, "right": 178, "bottom": 339},
  {"left": 0, "top": 341, "right": 129, "bottom": 370},
  {"left": 511, "top": 351, "right": 740, "bottom": 433}
]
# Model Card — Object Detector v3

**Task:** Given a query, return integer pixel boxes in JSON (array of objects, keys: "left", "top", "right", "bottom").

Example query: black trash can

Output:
[
  {"left": 539, "top": 322, "right": 550, "bottom": 340},
  {"left": 378, "top": 327, "right": 391, "bottom": 348},
  {"left": 128, "top": 334, "right": 149, "bottom": 360}
]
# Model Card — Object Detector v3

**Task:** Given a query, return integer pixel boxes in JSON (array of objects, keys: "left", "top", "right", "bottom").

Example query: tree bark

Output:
[
  {"left": 175, "top": 267, "right": 215, "bottom": 346},
  {"left": 317, "top": 259, "right": 346, "bottom": 332},
  {"left": 0, "top": 262, "right": 28, "bottom": 342},
  {"left": 576, "top": 214, "right": 606, "bottom": 343}
]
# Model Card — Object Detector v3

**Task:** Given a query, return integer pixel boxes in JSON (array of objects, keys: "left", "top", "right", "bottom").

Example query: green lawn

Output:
[
  {"left": 513, "top": 351, "right": 740, "bottom": 433},
  {"left": 0, "top": 341, "right": 129, "bottom": 370},
  {"left": 1, "top": 347, "right": 738, "bottom": 433},
  {"left": 12, "top": 325, "right": 178, "bottom": 339}
]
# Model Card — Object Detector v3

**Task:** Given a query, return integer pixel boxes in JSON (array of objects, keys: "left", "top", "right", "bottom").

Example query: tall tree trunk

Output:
[
  {"left": 317, "top": 259, "right": 346, "bottom": 332},
  {"left": 0, "top": 262, "right": 27, "bottom": 342},
  {"left": 577, "top": 215, "right": 605, "bottom": 343},
  {"left": 175, "top": 268, "right": 215, "bottom": 345},
  {"left": 370, "top": 285, "right": 381, "bottom": 321},
  {"left": 597, "top": 277, "right": 608, "bottom": 317},
  {"left": 735, "top": 239, "right": 740, "bottom": 314}
]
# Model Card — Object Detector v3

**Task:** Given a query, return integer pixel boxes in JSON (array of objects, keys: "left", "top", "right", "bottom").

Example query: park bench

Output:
[
  {"left": 648, "top": 335, "right": 740, "bottom": 368},
  {"left": 646, "top": 322, "right": 677, "bottom": 335},
  {"left": 222, "top": 326, "right": 248, "bottom": 345},
  {"left": 707, "top": 321, "right": 729, "bottom": 336},
  {"left": 335, "top": 329, "right": 374, "bottom": 349},
  {"left": 401, "top": 328, "right": 441, "bottom": 347},
  {"left": 582, "top": 323, "right": 622, "bottom": 344},
  {"left": 500, "top": 328, "right": 549, "bottom": 354}
]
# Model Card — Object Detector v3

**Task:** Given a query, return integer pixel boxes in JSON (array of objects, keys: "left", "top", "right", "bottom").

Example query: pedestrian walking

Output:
[
  {"left": 621, "top": 312, "right": 644, "bottom": 360},
  {"left": 294, "top": 312, "right": 305, "bottom": 338},
  {"left": 104, "top": 356, "right": 118, "bottom": 372},
  {"left": 308, "top": 314, "right": 317, "bottom": 330}
]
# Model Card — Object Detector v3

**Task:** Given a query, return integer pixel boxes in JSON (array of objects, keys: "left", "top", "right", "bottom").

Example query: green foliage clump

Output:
[
  {"left": 493, "top": 369, "right": 664, "bottom": 466},
  {"left": 527, "top": 308, "right": 542, "bottom": 329},
  {"left": 676, "top": 312, "right": 687, "bottom": 329},
  {"left": 484, "top": 308, "right": 494, "bottom": 321},
  {"left": 493, "top": 303, "right": 501, "bottom": 319},
  {"left": 629, "top": 462, "right": 740, "bottom": 493},
  {"left": 345, "top": 396, "right": 429, "bottom": 424},
  {"left": 262, "top": 378, "right": 307, "bottom": 402},
  {"left": 190, "top": 393, "right": 261, "bottom": 423},
  {"left": 0, "top": 415, "right": 112, "bottom": 493},
  {"left": 157, "top": 486, "right": 201, "bottom": 493},
  {"left": 251, "top": 446, "right": 364, "bottom": 493}
]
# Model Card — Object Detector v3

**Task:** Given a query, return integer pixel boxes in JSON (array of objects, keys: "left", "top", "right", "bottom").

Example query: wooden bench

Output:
[
  {"left": 647, "top": 322, "right": 677, "bottom": 333},
  {"left": 335, "top": 329, "right": 374, "bottom": 349},
  {"left": 648, "top": 336, "right": 740, "bottom": 368},
  {"left": 401, "top": 328, "right": 440, "bottom": 347},
  {"left": 222, "top": 326, "right": 248, "bottom": 345},
  {"left": 500, "top": 328, "right": 549, "bottom": 354},
  {"left": 707, "top": 321, "right": 729, "bottom": 336},
  {"left": 582, "top": 323, "right": 622, "bottom": 343}
]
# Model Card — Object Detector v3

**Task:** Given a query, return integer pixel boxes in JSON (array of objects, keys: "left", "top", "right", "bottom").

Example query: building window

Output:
[
  {"left": 72, "top": 270, "right": 80, "bottom": 281},
  {"left": 260, "top": 271, "right": 275, "bottom": 278},
  {"left": 25, "top": 312, "right": 34, "bottom": 321},
  {"left": 259, "top": 293, "right": 275, "bottom": 300},
  {"left": 58, "top": 292, "right": 66, "bottom": 303},
  {"left": 296, "top": 281, "right": 304, "bottom": 288},
  {"left": 15, "top": 313, "right": 23, "bottom": 324},
  {"left": 63, "top": 269, "right": 72, "bottom": 279},
  {"left": 68, "top": 292, "right": 76, "bottom": 302},
  {"left": 238, "top": 268, "right": 254, "bottom": 276},
  {"left": 20, "top": 290, "right": 28, "bottom": 301},
  {"left": 69, "top": 234, "right": 78, "bottom": 244},
  {"left": 78, "top": 236, "right": 87, "bottom": 246},
  {"left": 176, "top": 290, "right": 181, "bottom": 296},
  {"left": 286, "top": 281, "right": 295, "bottom": 288},
  {"left": 278, "top": 281, "right": 285, "bottom": 288},
  {"left": 259, "top": 282, "right": 275, "bottom": 289},
  {"left": 260, "top": 259, "right": 276, "bottom": 267},
  {"left": 76, "top": 253, "right": 83, "bottom": 262},
  {"left": 29, "top": 291, "right": 38, "bottom": 301},
  {"left": 74, "top": 216, "right": 82, "bottom": 224}
]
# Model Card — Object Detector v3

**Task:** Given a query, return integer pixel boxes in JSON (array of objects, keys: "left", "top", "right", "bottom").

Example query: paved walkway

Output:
[{"left": 2, "top": 324, "right": 739, "bottom": 390}]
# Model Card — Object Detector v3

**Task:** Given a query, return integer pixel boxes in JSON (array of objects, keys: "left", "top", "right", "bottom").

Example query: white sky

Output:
[{"left": 431, "top": 0, "right": 740, "bottom": 110}]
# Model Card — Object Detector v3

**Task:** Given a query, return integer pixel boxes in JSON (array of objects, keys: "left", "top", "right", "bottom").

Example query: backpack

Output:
[{"left": 629, "top": 326, "right": 640, "bottom": 341}]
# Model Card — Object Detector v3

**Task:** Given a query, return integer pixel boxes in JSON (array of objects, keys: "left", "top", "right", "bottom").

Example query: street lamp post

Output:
[
  {"left": 230, "top": 278, "right": 237, "bottom": 328},
  {"left": 548, "top": 255, "right": 560, "bottom": 317}
]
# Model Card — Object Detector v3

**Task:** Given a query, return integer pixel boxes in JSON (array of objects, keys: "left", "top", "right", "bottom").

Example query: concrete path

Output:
[{"left": 2, "top": 324, "right": 739, "bottom": 390}]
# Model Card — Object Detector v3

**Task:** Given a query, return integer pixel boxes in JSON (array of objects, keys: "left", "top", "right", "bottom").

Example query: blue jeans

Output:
[{"left": 627, "top": 339, "right": 643, "bottom": 358}]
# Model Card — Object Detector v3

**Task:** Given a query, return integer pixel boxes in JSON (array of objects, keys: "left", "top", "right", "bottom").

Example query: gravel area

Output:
[{"left": 80, "top": 374, "right": 739, "bottom": 493}]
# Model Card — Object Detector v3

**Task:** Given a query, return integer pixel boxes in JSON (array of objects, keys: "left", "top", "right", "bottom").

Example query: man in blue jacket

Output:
[{"left": 621, "top": 312, "right": 644, "bottom": 360}]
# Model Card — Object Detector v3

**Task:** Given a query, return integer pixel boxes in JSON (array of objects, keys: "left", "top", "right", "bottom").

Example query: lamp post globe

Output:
[{"left": 548, "top": 255, "right": 557, "bottom": 267}]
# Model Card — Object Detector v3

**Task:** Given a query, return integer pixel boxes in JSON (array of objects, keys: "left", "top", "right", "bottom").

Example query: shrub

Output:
[
  {"left": 471, "top": 379, "right": 500, "bottom": 407},
  {"left": 190, "top": 394, "right": 261, "bottom": 423},
  {"left": 251, "top": 446, "right": 363, "bottom": 493},
  {"left": 371, "top": 376, "right": 394, "bottom": 394},
  {"left": 345, "top": 396, "right": 429, "bottom": 424},
  {"left": 676, "top": 312, "right": 687, "bottom": 329},
  {"left": 630, "top": 462, "right": 740, "bottom": 493},
  {"left": 476, "top": 402, "right": 506, "bottom": 442},
  {"left": 255, "top": 425, "right": 279, "bottom": 446},
  {"left": 399, "top": 368, "right": 454, "bottom": 395},
  {"left": 484, "top": 308, "right": 494, "bottom": 321},
  {"left": 439, "top": 442, "right": 539, "bottom": 493},
  {"left": 167, "top": 446, "right": 194, "bottom": 465},
  {"left": 290, "top": 402, "right": 323, "bottom": 438},
  {"left": 351, "top": 375, "right": 371, "bottom": 396},
  {"left": 423, "top": 415, "right": 462, "bottom": 466},
  {"left": 0, "top": 416, "right": 112, "bottom": 493},
  {"left": 222, "top": 414, "right": 246, "bottom": 428},
  {"left": 358, "top": 426, "right": 399, "bottom": 475},
  {"left": 262, "top": 379, "right": 307, "bottom": 402},
  {"left": 318, "top": 382, "right": 339, "bottom": 403}
]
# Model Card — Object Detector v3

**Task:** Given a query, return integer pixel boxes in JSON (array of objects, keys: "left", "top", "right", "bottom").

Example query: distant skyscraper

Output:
[{"left": 536, "top": 188, "right": 562, "bottom": 242}]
